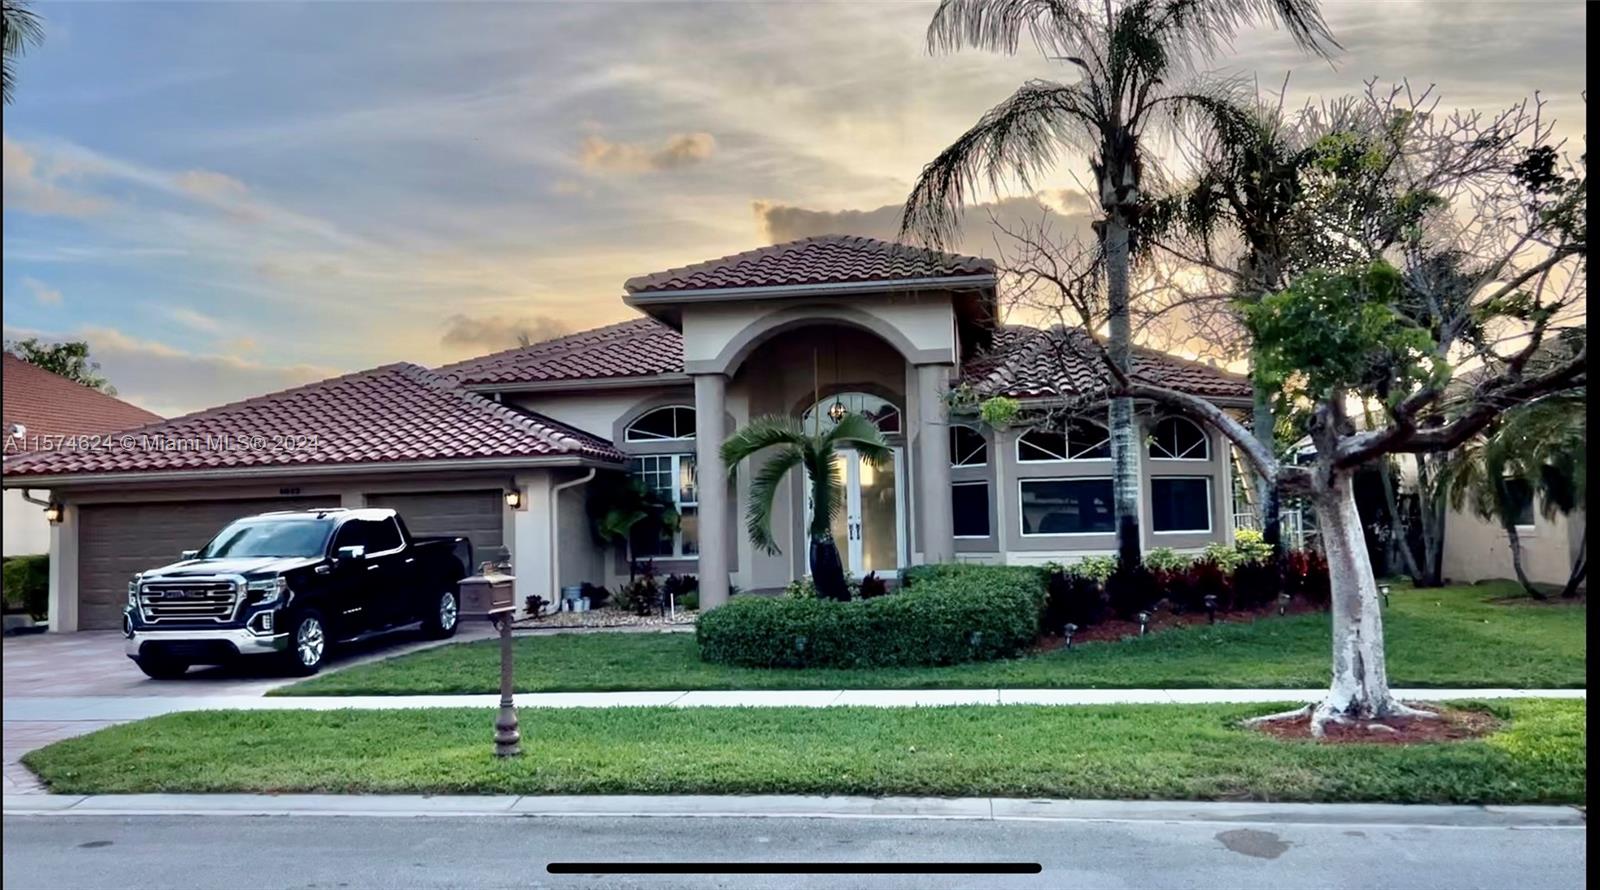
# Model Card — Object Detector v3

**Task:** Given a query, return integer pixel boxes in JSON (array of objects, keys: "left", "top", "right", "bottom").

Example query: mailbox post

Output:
[{"left": 458, "top": 566, "right": 519, "bottom": 757}]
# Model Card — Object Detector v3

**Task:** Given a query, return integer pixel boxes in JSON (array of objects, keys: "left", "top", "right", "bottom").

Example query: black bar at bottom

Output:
[{"left": 547, "top": 862, "right": 1043, "bottom": 875}]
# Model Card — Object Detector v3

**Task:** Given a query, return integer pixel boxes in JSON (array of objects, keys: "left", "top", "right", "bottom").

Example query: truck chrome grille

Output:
[{"left": 138, "top": 579, "right": 241, "bottom": 623}]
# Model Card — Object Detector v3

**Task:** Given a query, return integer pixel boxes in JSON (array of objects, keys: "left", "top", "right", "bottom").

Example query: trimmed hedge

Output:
[
  {"left": 2, "top": 554, "right": 49, "bottom": 619},
  {"left": 697, "top": 565, "right": 1046, "bottom": 669}
]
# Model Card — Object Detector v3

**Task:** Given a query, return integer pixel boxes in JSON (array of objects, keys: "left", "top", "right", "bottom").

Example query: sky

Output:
[{"left": 1, "top": 0, "right": 1586, "bottom": 417}]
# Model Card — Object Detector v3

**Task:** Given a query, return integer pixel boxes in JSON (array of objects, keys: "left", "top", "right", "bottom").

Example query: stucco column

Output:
[
  {"left": 693, "top": 372, "right": 731, "bottom": 609},
  {"left": 47, "top": 502, "right": 79, "bottom": 633},
  {"left": 916, "top": 362, "right": 955, "bottom": 564},
  {"left": 511, "top": 473, "right": 552, "bottom": 617}
]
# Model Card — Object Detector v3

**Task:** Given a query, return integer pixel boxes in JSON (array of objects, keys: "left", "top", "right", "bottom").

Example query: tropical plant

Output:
[
  {"left": 2, "top": 0, "right": 42, "bottom": 105},
  {"left": 4, "top": 338, "right": 116, "bottom": 394},
  {"left": 1435, "top": 391, "right": 1586, "bottom": 599},
  {"left": 586, "top": 474, "right": 679, "bottom": 582},
  {"left": 900, "top": 0, "right": 1338, "bottom": 568},
  {"left": 720, "top": 413, "right": 891, "bottom": 601}
]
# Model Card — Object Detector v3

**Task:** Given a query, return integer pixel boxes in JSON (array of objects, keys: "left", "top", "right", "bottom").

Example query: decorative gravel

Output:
[{"left": 513, "top": 607, "right": 697, "bottom": 630}]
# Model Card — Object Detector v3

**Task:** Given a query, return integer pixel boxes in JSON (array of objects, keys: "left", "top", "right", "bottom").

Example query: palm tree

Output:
[
  {"left": 1436, "top": 392, "right": 1586, "bottom": 599},
  {"left": 2, "top": 0, "right": 43, "bottom": 105},
  {"left": 900, "top": 0, "right": 1337, "bottom": 566},
  {"left": 720, "top": 414, "right": 891, "bottom": 601}
]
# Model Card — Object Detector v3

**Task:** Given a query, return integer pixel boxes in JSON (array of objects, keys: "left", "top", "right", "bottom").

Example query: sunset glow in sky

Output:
[{"left": 2, "top": 0, "right": 1585, "bottom": 416}]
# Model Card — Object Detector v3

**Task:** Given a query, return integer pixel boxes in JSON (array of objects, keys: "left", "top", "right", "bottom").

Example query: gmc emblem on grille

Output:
[{"left": 164, "top": 589, "right": 204, "bottom": 600}]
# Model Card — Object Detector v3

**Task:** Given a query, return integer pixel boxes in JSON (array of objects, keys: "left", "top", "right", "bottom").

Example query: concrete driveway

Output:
[{"left": 2, "top": 623, "right": 491, "bottom": 794}]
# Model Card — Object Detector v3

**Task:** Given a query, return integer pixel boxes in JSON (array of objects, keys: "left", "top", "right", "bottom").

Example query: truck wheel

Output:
[
  {"left": 423, "top": 590, "right": 460, "bottom": 640},
  {"left": 285, "top": 610, "right": 329, "bottom": 675},
  {"left": 134, "top": 654, "right": 190, "bottom": 680}
]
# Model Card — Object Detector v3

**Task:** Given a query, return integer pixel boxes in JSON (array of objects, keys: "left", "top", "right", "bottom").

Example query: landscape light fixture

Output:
[
  {"left": 1379, "top": 583, "right": 1391, "bottom": 608},
  {"left": 43, "top": 502, "right": 63, "bottom": 524},
  {"left": 1203, "top": 594, "right": 1218, "bottom": 624},
  {"left": 1278, "top": 592, "right": 1292, "bottom": 616},
  {"left": 1063, "top": 623, "right": 1078, "bottom": 649},
  {"left": 1137, "top": 611, "right": 1150, "bottom": 636},
  {"left": 828, "top": 400, "right": 847, "bottom": 423},
  {"left": 503, "top": 489, "right": 523, "bottom": 509}
]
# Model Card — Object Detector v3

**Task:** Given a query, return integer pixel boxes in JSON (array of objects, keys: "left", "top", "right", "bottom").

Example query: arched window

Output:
[
  {"left": 950, "top": 425, "right": 987, "bottom": 467},
  {"left": 800, "top": 392, "right": 901, "bottom": 435},
  {"left": 1148, "top": 416, "right": 1209, "bottom": 460},
  {"left": 624, "top": 406, "right": 696, "bottom": 442},
  {"left": 1016, "top": 420, "right": 1111, "bottom": 462}
]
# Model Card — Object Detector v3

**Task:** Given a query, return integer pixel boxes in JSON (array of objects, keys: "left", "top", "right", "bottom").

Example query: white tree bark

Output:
[{"left": 1104, "top": 215, "right": 1141, "bottom": 564}]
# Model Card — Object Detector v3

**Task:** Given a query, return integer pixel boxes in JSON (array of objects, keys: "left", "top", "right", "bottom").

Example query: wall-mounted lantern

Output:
[
  {"left": 43, "top": 502, "right": 63, "bottom": 524},
  {"left": 503, "top": 488, "right": 523, "bottom": 510}
]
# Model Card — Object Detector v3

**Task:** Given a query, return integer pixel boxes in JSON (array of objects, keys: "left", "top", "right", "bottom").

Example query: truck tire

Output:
[
  {"left": 422, "top": 590, "right": 460, "bottom": 640},
  {"left": 284, "top": 609, "right": 329, "bottom": 676},
  {"left": 133, "top": 654, "right": 190, "bottom": 680}
]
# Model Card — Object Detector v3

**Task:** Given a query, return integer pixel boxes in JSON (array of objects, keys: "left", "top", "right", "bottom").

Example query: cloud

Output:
[
  {"left": 1, "top": 134, "right": 112, "bottom": 217},
  {"left": 439, "top": 313, "right": 574, "bottom": 354},
  {"left": 164, "top": 307, "right": 225, "bottom": 335},
  {"left": 22, "top": 278, "right": 63, "bottom": 306},
  {"left": 578, "top": 132, "right": 716, "bottom": 174},
  {"left": 175, "top": 169, "right": 250, "bottom": 200},
  {"left": 2, "top": 325, "right": 339, "bottom": 418},
  {"left": 753, "top": 190, "right": 1098, "bottom": 253}
]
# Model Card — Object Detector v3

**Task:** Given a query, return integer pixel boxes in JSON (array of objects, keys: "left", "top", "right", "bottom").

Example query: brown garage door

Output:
[
  {"left": 366, "top": 490, "right": 503, "bottom": 566},
  {"left": 77, "top": 496, "right": 339, "bottom": 630}
]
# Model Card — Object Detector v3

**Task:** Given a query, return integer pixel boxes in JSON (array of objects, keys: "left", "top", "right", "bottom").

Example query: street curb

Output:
[{"left": 3, "top": 794, "right": 1586, "bottom": 828}]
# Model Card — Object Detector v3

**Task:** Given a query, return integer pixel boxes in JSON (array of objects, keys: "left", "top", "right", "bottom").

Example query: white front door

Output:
[{"left": 810, "top": 448, "right": 906, "bottom": 576}]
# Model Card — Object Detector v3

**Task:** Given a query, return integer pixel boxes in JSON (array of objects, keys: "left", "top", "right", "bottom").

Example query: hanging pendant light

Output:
[{"left": 828, "top": 400, "right": 847, "bottom": 423}]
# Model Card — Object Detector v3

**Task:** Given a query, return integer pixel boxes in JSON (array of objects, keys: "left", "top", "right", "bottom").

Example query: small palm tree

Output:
[
  {"left": 721, "top": 414, "right": 891, "bottom": 601},
  {"left": 588, "top": 475, "right": 679, "bottom": 582},
  {"left": 1436, "top": 392, "right": 1586, "bottom": 599}
]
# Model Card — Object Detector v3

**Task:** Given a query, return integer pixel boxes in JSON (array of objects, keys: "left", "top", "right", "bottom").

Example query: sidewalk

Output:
[{"left": 4, "top": 792, "right": 1586, "bottom": 827}]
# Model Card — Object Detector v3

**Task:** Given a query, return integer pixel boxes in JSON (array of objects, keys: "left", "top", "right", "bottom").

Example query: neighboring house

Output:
[
  {"left": 1440, "top": 486, "right": 1585, "bottom": 590},
  {"left": 3, "top": 353, "right": 163, "bottom": 560},
  {"left": 2, "top": 235, "right": 1251, "bottom": 632}
]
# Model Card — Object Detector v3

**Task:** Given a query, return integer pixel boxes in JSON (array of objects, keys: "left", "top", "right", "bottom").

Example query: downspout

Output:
[
  {"left": 19, "top": 489, "right": 51, "bottom": 508},
  {"left": 549, "top": 469, "right": 597, "bottom": 608}
]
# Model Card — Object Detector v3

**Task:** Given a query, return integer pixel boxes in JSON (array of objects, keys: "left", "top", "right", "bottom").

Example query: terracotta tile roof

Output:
[
  {"left": 3, "top": 362, "right": 623, "bottom": 480},
  {"left": 624, "top": 235, "right": 996, "bottom": 295},
  {"left": 959, "top": 326, "right": 1252, "bottom": 403},
  {"left": 3, "top": 353, "right": 163, "bottom": 454},
  {"left": 437, "top": 318, "right": 684, "bottom": 387}
]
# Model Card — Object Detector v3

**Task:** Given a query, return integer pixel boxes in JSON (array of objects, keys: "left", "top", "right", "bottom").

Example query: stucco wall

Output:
[
  {"left": 1441, "top": 500, "right": 1584, "bottom": 588},
  {"left": 3, "top": 488, "right": 50, "bottom": 556}
]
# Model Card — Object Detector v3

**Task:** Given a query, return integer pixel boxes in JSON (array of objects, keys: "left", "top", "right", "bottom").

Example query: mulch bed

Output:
[
  {"left": 1251, "top": 705, "right": 1503, "bottom": 745},
  {"left": 1030, "top": 598, "right": 1325, "bottom": 651}
]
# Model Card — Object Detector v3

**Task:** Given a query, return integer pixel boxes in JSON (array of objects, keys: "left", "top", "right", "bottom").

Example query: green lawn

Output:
[
  {"left": 278, "top": 582, "right": 1586, "bottom": 695},
  {"left": 22, "top": 700, "right": 1584, "bottom": 803}
]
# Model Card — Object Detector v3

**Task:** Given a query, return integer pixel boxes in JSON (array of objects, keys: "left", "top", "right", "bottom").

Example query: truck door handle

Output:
[{"left": 367, "top": 564, "right": 380, "bottom": 571}]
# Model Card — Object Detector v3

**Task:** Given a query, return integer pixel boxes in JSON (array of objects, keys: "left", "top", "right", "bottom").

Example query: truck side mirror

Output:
[
  {"left": 180, "top": 550, "right": 199, "bottom": 561},
  {"left": 335, "top": 545, "right": 366, "bottom": 563}
]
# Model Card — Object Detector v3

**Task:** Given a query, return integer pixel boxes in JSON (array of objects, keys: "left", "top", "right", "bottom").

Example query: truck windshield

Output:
[{"left": 199, "top": 519, "right": 334, "bottom": 559}]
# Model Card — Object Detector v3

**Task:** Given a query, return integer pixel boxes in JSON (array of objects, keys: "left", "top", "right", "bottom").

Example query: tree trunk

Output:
[
  {"left": 1415, "top": 454, "right": 1447, "bottom": 587},
  {"left": 1251, "top": 379, "right": 1283, "bottom": 557},
  {"left": 1104, "top": 215, "right": 1141, "bottom": 567},
  {"left": 1502, "top": 521, "right": 1543, "bottom": 599},
  {"left": 1376, "top": 457, "right": 1423, "bottom": 582},
  {"left": 1561, "top": 534, "right": 1586, "bottom": 598},
  {"left": 809, "top": 535, "right": 850, "bottom": 601},
  {"left": 1303, "top": 471, "right": 1426, "bottom": 732}
]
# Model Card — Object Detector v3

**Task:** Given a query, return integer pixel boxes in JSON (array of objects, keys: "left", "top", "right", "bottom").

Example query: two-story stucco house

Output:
[{"left": 2, "top": 236, "right": 1253, "bottom": 632}]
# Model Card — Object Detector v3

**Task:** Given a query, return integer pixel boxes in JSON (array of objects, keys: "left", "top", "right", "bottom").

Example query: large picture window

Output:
[
  {"left": 1151, "top": 477, "right": 1211, "bottom": 533},
  {"left": 1148, "top": 416, "right": 1209, "bottom": 460},
  {"left": 952, "top": 481, "right": 991, "bottom": 538},
  {"left": 627, "top": 454, "right": 699, "bottom": 558},
  {"left": 1016, "top": 420, "right": 1111, "bottom": 462},
  {"left": 1019, "top": 478, "right": 1115, "bottom": 535}
]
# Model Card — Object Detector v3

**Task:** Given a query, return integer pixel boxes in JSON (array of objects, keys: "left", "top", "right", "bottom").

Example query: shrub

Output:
[
  {"left": 616, "top": 562, "right": 662, "bottom": 616},
  {"left": 1069, "top": 555, "right": 1117, "bottom": 584},
  {"left": 1231, "top": 558, "right": 1281, "bottom": 609},
  {"left": 697, "top": 564, "right": 1045, "bottom": 669},
  {"left": 662, "top": 574, "right": 697, "bottom": 610},
  {"left": 898, "top": 565, "right": 943, "bottom": 588},
  {"left": 1105, "top": 560, "right": 1162, "bottom": 619},
  {"left": 2, "top": 554, "right": 48, "bottom": 619},
  {"left": 1042, "top": 567, "right": 1106, "bottom": 632},
  {"left": 1144, "top": 547, "right": 1191, "bottom": 572},
  {"left": 1285, "top": 548, "right": 1332, "bottom": 608},
  {"left": 524, "top": 593, "right": 550, "bottom": 617},
  {"left": 784, "top": 576, "right": 818, "bottom": 600},
  {"left": 580, "top": 582, "right": 610, "bottom": 610}
]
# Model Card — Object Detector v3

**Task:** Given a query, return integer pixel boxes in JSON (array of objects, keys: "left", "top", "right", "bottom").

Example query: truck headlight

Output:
[
  {"left": 127, "top": 576, "right": 141, "bottom": 608},
  {"left": 245, "top": 577, "right": 289, "bottom": 606}
]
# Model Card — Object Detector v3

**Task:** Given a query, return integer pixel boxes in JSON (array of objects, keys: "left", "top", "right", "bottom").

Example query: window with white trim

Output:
[
  {"left": 627, "top": 454, "right": 699, "bottom": 558},
  {"left": 1148, "top": 416, "right": 1209, "bottom": 460},
  {"left": 625, "top": 406, "right": 696, "bottom": 442},
  {"left": 952, "top": 481, "right": 991, "bottom": 538},
  {"left": 1151, "top": 477, "right": 1211, "bottom": 533},
  {"left": 1016, "top": 420, "right": 1111, "bottom": 462},
  {"left": 1019, "top": 478, "right": 1115, "bottom": 535},
  {"left": 950, "top": 425, "right": 988, "bottom": 467}
]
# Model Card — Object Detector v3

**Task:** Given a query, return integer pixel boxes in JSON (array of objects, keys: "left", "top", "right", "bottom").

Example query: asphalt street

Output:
[{"left": 1, "top": 811, "right": 1586, "bottom": 890}]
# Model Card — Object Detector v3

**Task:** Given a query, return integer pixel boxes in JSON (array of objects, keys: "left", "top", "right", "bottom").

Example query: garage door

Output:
[
  {"left": 365, "top": 490, "right": 503, "bottom": 567},
  {"left": 77, "top": 496, "right": 339, "bottom": 630}
]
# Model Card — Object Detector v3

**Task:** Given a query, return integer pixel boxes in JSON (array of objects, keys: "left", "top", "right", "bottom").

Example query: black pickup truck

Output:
[{"left": 123, "top": 507, "right": 472, "bottom": 678}]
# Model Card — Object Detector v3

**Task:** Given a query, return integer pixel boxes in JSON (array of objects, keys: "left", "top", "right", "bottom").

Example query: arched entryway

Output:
[{"left": 798, "top": 391, "right": 908, "bottom": 576}]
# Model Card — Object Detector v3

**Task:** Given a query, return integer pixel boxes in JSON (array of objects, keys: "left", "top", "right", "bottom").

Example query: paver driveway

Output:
[{"left": 2, "top": 625, "right": 491, "bottom": 794}]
